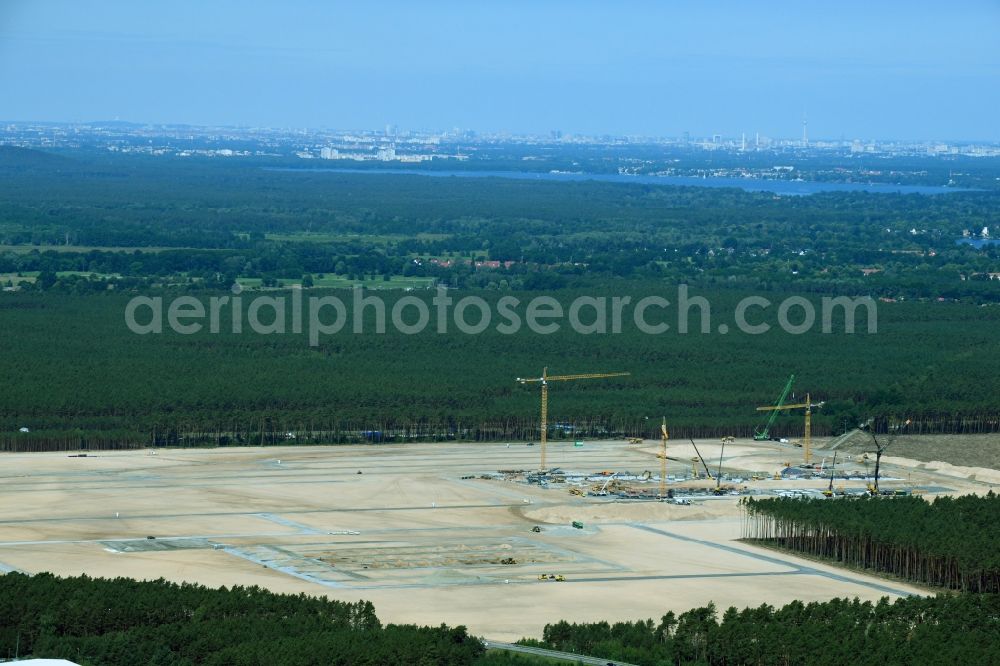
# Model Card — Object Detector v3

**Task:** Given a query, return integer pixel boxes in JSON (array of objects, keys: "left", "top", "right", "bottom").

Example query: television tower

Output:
[{"left": 802, "top": 112, "right": 809, "bottom": 146}]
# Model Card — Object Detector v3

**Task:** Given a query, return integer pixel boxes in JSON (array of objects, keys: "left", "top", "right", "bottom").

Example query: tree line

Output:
[
  {"left": 742, "top": 494, "right": 1000, "bottom": 592},
  {"left": 523, "top": 593, "right": 1000, "bottom": 666},
  {"left": 3, "top": 287, "right": 1000, "bottom": 449},
  {"left": 5, "top": 570, "right": 999, "bottom": 665},
  {"left": 0, "top": 572, "right": 488, "bottom": 665}
]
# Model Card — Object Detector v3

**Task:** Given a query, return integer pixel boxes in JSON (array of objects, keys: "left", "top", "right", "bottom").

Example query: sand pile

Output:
[{"left": 882, "top": 456, "right": 1000, "bottom": 486}]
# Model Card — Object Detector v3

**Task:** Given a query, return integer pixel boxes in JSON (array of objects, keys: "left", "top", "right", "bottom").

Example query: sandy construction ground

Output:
[{"left": 0, "top": 439, "right": 992, "bottom": 640}]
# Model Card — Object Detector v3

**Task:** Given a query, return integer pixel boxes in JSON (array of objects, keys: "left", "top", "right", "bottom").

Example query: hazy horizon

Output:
[{"left": 2, "top": 1, "right": 998, "bottom": 141}]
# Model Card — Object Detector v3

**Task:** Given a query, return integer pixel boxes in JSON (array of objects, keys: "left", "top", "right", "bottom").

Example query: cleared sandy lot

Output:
[{"left": 0, "top": 439, "right": 981, "bottom": 641}]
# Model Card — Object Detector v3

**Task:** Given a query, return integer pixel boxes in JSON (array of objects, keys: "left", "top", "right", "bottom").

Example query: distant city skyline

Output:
[
  {"left": 1, "top": 1, "right": 998, "bottom": 141},
  {"left": 4, "top": 118, "right": 999, "bottom": 148}
]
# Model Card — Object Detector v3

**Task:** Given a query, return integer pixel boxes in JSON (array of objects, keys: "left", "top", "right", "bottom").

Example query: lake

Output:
[{"left": 268, "top": 167, "right": 968, "bottom": 196}]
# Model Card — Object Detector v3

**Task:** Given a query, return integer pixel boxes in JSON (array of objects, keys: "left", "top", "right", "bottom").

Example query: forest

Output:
[
  {"left": 3, "top": 571, "right": 998, "bottom": 666},
  {"left": 523, "top": 593, "right": 1000, "bottom": 666},
  {"left": 1, "top": 152, "right": 999, "bottom": 302},
  {"left": 742, "top": 494, "right": 1000, "bottom": 592},
  {"left": 0, "top": 572, "right": 514, "bottom": 666},
  {"left": 2, "top": 286, "right": 1000, "bottom": 450},
  {"left": 1, "top": 153, "right": 1000, "bottom": 449}
]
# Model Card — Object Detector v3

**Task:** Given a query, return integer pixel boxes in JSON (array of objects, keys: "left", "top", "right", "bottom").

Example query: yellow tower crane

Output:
[
  {"left": 660, "top": 418, "right": 669, "bottom": 500},
  {"left": 755, "top": 393, "right": 825, "bottom": 465},
  {"left": 516, "top": 368, "right": 629, "bottom": 472}
]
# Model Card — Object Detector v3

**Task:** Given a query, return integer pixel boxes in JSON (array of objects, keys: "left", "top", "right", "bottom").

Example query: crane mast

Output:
[
  {"left": 517, "top": 368, "right": 629, "bottom": 472},
  {"left": 756, "top": 391, "right": 825, "bottom": 464},
  {"left": 660, "top": 418, "right": 668, "bottom": 500},
  {"left": 689, "top": 438, "right": 715, "bottom": 480},
  {"left": 717, "top": 436, "right": 735, "bottom": 491},
  {"left": 754, "top": 374, "right": 795, "bottom": 441}
]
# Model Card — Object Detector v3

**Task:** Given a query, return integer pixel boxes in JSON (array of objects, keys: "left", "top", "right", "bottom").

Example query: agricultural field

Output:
[
  {"left": 261, "top": 231, "right": 452, "bottom": 245},
  {"left": 234, "top": 275, "right": 436, "bottom": 290},
  {"left": 0, "top": 272, "right": 35, "bottom": 286}
]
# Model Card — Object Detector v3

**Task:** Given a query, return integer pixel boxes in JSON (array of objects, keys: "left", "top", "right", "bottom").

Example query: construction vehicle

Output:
[
  {"left": 593, "top": 475, "right": 619, "bottom": 496},
  {"left": 860, "top": 418, "right": 910, "bottom": 495},
  {"left": 689, "top": 439, "right": 715, "bottom": 481},
  {"left": 531, "top": 526, "right": 542, "bottom": 533},
  {"left": 554, "top": 575, "right": 565, "bottom": 582},
  {"left": 822, "top": 452, "right": 838, "bottom": 497},
  {"left": 714, "top": 436, "right": 735, "bottom": 493},
  {"left": 756, "top": 390, "right": 824, "bottom": 465},
  {"left": 571, "top": 521, "right": 584, "bottom": 529},
  {"left": 516, "top": 368, "right": 629, "bottom": 472},
  {"left": 659, "top": 418, "right": 669, "bottom": 499},
  {"left": 627, "top": 437, "right": 643, "bottom": 445},
  {"left": 568, "top": 487, "right": 584, "bottom": 496},
  {"left": 754, "top": 375, "right": 795, "bottom": 441},
  {"left": 689, "top": 458, "right": 700, "bottom": 478}
]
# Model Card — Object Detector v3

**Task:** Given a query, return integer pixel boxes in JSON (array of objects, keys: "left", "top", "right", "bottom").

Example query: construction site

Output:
[{"left": 1, "top": 372, "right": 998, "bottom": 641}]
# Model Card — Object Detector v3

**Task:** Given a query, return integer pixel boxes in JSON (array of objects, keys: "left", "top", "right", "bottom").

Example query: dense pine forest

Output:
[
  {"left": 524, "top": 593, "right": 1000, "bottom": 666},
  {"left": 3, "top": 572, "right": 998, "bottom": 666},
  {"left": 2, "top": 287, "right": 1000, "bottom": 450},
  {"left": 742, "top": 494, "right": 1000, "bottom": 592},
  {"left": 0, "top": 573, "right": 491, "bottom": 665}
]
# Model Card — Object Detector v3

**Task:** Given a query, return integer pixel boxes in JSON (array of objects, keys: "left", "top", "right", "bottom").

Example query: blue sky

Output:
[{"left": 1, "top": 1, "right": 998, "bottom": 140}]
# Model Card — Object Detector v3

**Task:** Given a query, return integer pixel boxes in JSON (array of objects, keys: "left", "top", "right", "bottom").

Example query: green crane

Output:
[{"left": 754, "top": 374, "right": 794, "bottom": 441}]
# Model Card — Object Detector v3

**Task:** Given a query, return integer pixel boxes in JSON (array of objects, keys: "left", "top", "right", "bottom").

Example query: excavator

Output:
[
  {"left": 689, "top": 438, "right": 715, "bottom": 481},
  {"left": 688, "top": 438, "right": 734, "bottom": 495},
  {"left": 822, "top": 452, "right": 837, "bottom": 497},
  {"left": 713, "top": 436, "right": 736, "bottom": 495},
  {"left": 861, "top": 418, "right": 910, "bottom": 495}
]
